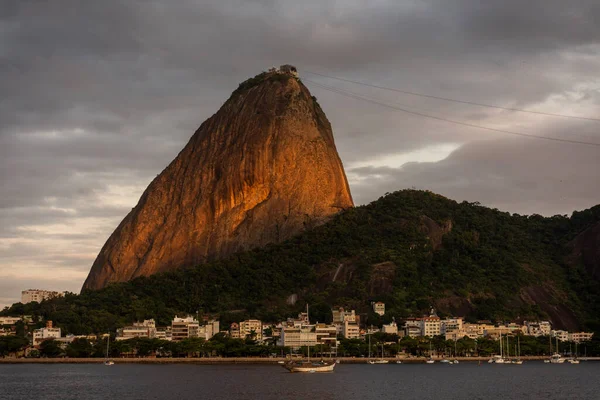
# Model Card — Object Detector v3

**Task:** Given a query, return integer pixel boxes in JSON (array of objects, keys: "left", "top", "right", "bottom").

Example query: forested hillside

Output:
[{"left": 3, "top": 190, "right": 599, "bottom": 335}]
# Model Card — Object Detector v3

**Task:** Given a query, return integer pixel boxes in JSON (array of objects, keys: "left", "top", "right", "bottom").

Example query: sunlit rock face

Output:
[{"left": 82, "top": 69, "right": 353, "bottom": 290}]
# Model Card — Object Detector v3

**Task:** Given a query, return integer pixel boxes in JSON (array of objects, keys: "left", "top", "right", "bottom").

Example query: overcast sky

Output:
[{"left": 1, "top": 0, "right": 599, "bottom": 307}]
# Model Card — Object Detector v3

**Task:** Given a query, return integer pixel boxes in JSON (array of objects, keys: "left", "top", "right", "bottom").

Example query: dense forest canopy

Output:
[{"left": 2, "top": 190, "right": 600, "bottom": 336}]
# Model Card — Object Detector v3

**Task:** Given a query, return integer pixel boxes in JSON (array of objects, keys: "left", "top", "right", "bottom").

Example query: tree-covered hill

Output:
[{"left": 3, "top": 190, "right": 600, "bottom": 335}]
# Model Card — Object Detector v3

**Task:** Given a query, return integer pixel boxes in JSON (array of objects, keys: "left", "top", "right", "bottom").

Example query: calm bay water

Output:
[{"left": 1, "top": 362, "right": 598, "bottom": 400}]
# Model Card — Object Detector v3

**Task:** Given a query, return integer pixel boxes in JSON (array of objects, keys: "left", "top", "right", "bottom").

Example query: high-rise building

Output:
[
  {"left": 21, "top": 289, "right": 65, "bottom": 304},
  {"left": 33, "top": 321, "right": 61, "bottom": 346},
  {"left": 239, "top": 320, "right": 262, "bottom": 341},
  {"left": 116, "top": 319, "right": 157, "bottom": 341},
  {"left": 171, "top": 316, "right": 200, "bottom": 342}
]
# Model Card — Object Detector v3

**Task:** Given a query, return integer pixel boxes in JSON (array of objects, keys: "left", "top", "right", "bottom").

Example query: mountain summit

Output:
[{"left": 83, "top": 66, "right": 354, "bottom": 290}]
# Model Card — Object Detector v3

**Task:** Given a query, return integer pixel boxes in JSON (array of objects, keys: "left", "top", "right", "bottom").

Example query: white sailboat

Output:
[
  {"left": 550, "top": 336, "right": 565, "bottom": 364},
  {"left": 371, "top": 343, "right": 389, "bottom": 364},
  {"left": 426, "top": 340, "right": 435, "bottom": 364},
  {"left": 489, "top": 332, "right": 505, "bottom": 363},
  {"left": 568, "top": 342, "right": 580, "bottom": 364},
  {"left": 514, "top": 336, "right": 523, "bottom": 364},
  {"left": 104, "top": 334, "right": 114, "bottom": 366}
]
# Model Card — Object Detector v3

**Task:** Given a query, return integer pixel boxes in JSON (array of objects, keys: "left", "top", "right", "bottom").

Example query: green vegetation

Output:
[
  {"left": 231, "top": 71, "right": 291, "bottom": 97},
  {"left": 2, "top": 190, "right": 599, "bottom": 336}
]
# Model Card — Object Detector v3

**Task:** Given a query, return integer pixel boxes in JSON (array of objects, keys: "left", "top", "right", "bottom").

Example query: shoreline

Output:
[{"left": 2, "top": 356, "right": 598, "bottom": 364}]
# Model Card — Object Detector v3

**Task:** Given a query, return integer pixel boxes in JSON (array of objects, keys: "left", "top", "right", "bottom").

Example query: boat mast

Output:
[
  {"left": 499, "top": 332, "right": 503, "bottom": 359},
  {"left": 368, "top": 328, "right": 371, "bottom": 359},
  {"left": 306, "top": 303, "right": 310, "bottom": 362}
]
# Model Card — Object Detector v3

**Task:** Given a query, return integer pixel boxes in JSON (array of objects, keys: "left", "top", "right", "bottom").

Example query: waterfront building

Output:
[
  {"left": 382, "top": 320, "right": 398, "bottom": 335},
  {"left": 332, "top": 307, "right": 357, "bottom": 324},
  {"left": 440, "top": 317, "right": 463, "bottom": 334},
  {"left": 315, "top": 323, "right": 338, "bottom": 346},
  {"left": 239, "top": 320, "right": 262, "bottom": 341},
  {"left": 342, "top": 320, "right": 360, "bottom": 339},
  {"left": 171, "top": 316, "right": 200, "bottom": 342},
  {"left": 552, "top": 330, "right": 569, "bottom": 342},
  {"left": 372, "top": 302, "right": 385, "bottom": 316},
  {"left": 277, "top": 325, "right": 317, "bottom": 348},
  {"left": 116, "top": 319, "right": 157, "bottom": 341},
  {"left": 21, "top": 289, "right": 65, "bottom": 304},
  {"left": 33, "top": 321, "right": 61, "bottom": 346},
  {"left": 0, "top": 316, "right": 22, "bottom": 325},
  {"left": 0, "top": 327, "right": 14, "bottom": 336},
  {"left": 198, "top": 319, "right": 220, "bottom": 340},
  {"left": 155, "top": 327, "right": 172, "bottom": 341},
  {"left": 403, "top": 319, "right": 422, "bottom": 337},
  {"left": 524, "top": 321, "right": 552, "bottom": 337},
  {"left": 229, "top": 322, "right": 240, "bottom": 339},
  {"left": 420, "top": 316, "right": 441, "bottom": 337},
  {"left": 569, "top": 332, "right": 594, "bottom": 343}
]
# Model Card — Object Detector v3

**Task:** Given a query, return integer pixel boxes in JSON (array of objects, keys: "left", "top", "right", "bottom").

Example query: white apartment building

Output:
[
  {"left": 552, "top": 330, "right": 569, "bottom": 342},
  {"left": 315, "top": 323, "right": 338, "bottom": 346},
  {"left": 33, "top": 321, "right": 61, "bottom": 346},
  {"left": 569, "top": 332, "right": 594, "bottom": 343},
  {"left": 420, "top": 316, "right": 441, "bottom": 337},
  {"left": 21, "top": 289, "right": 65, "bottom": 304},
  {"left": 239, "top": 320, "right": 262, "bottom": 341},
  {"left": 382, "top": 321, "right": 398, "bottom": 335},
  {"left": 198, "top": 320, "right": 220, "bottom": 340},
  {"left": 278, "top": 325, "right": 317, "bottom": 348},
  {"left": 342, "top": 320, "right": 360, "bottom": 339},
  {"left": 171, "top": 316, "right": 200, "bottom": 342},
  {"left": 440, "top": 318, "right": 463, "bottom": 334},
  {"left": 525, "top": 321, "right": 552, "bottom": 337},
  {"left": 116, "top": 319, "right": 157, "bottom": 341},
  {"left": 0, "top": 316, "right": 22, "bottom": 325},
  {"left": 229, "top": 322, "right": 241, "bottom": 339},
  {"left": 155, "top": 327, "right": 172, "bottom": 341},
  {"left": 332, "top": 307, "right": 357, "bottom": 325},
  {"left": 372, "top": 302, "right": 385, "bottom": 316},
  {"left": 404, "top": 319, "right": 422, "bottom": 338}
]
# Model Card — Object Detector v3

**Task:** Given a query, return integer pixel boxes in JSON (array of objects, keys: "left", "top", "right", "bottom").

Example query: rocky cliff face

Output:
[{"left": 83, "top": 70, "right": 353, "bottom": 290}]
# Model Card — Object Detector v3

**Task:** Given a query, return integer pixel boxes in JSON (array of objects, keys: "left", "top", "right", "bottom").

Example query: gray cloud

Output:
[{"left": 1, "top": 0, "right": 599, "bottom": 306}]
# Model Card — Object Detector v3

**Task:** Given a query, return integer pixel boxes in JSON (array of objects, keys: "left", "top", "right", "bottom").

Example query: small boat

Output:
[
  {"left": 569, "top": 342, "right": 580, "bottom": 364},
  {"left": 440, "top": 359, "right": 450, "bottom": 364},
  {"left": 452, "top": 360, "right": 459, "bottom": 364},
  {"left": 396, "top": 360, "right": 402, "bottom": 364},
  {"left": 284, "top": 359, "right": 336, "bottom": 373},
  {"left": 489, "top": 355, "right": 505, "bottom": 364},
  {"left": 104, "top": 334, "right": 115, "bottom": 366},
  {"left": 369, "top": 359, "right": 389, "bottom": 364},
  {"left": 550, "top": 353, "right": 565, "bottom": 364},
  {"left": 426, "top": 341, "right": 435, "bottom": 364}
]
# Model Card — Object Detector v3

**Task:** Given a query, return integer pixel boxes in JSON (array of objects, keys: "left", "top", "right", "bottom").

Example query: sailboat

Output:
[
  {"left": 550, "top": 336, "right": 565, "bottom": 364},
  {"left": 568, "top": 342, "right": 580, "bottom": 364},
  {"left": 370, "top": 343, "right": 389, "bottom": 364},
  {"left": 283, "top": 305, "right": 336, "bottom": 373},
  {"left": 104, "top": 334, "right": 114, "bottom": 366},
  {"left": 489, "top": 332, "right": 505, "bottom": 363},
  {"left": 426, "top": 340, "right": 435, "bottom": 364},
  {"left": 451, "top": 338, "right": 459, "bottom": 364},
  {"left": 514, "top": 336, "right": 523, "bottom": 364}
]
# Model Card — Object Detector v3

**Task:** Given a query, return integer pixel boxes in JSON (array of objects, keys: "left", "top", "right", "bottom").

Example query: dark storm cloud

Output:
[{"left": 1, "top": 0, "right": 599, "bottom": 306}]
